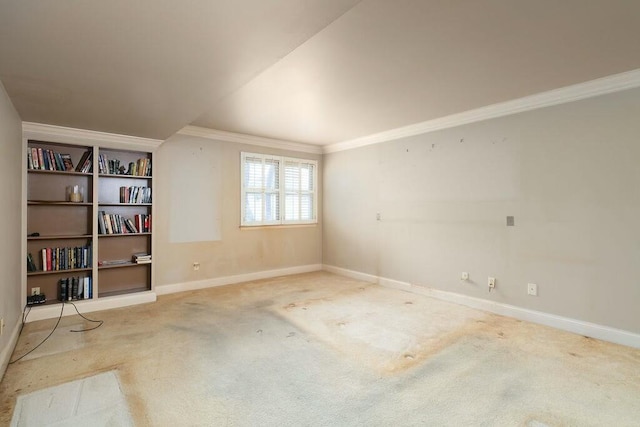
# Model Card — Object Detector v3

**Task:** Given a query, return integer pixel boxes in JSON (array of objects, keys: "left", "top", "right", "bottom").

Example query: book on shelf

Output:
[
  {"left": 75, "top": 150, "right": 92, "bottom": 173},
  {"left": 27, "top": 253, "right": 37, "bottom": 272},
  {"left": 59, "top": 278, "right": 66, "bottom": 301},
  {"left": 60, "top": 154, "right": 74, "bottom": 171},
  {"left": 27, "top": 147, "right": 75, "bottom": 172},
  {"left": 98, "top": 211, "right": 106, "bottom": 234},
  {"left": 98, "top": 153, "right": 107, "bottom": 174},
  {"left": 119, "top": 186, "right": 151, "bottom": 203},
  {"left": 29, "top": 148, "right": 38, "bottom": 169},
  {"left": 58, "top": 276, "right": 92, "bottom": 301},
  {"left": 36, "top": 148, "right": 43, "bottom": 169},
  {"left": 132, "top": 253, "right": 151, "bottom": 264},
  {"left": 104, "top": 212, "right": 114, "bottom": 234},
  {"left": 98, "top": 259, "right": 131, "bottom": 266},
  {"left": 84, "top": 277, "right": 92, "bottom": 299},
  {"left": 124, "top": 218, "right": 138, "bottom": 233}
]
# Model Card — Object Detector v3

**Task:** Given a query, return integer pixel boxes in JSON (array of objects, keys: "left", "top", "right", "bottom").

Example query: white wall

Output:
[
  {"left": 0, "top": 80, "right": 23, "bottom": 379},
  {"left": 154, "top": 134, "right": 322, "bottom": 290},
  {"left": 323, "top": 88, "right": 640, "bottom": 334}
]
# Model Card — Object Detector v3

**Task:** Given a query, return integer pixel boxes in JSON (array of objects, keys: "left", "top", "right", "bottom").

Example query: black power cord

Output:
[
  {"left": 67, "top": 301, "right": 104, "bottom": 332},
  {"left": 8, "top": 301, "right": 103, "bottom": 364},
  {"left": 9, "top": 303, "right": 64, "bottom": 364}
]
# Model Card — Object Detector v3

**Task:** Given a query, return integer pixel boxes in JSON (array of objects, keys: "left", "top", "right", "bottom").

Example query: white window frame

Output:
[{"left": 241, "top": 152, "right": 318, "bottom": 227}]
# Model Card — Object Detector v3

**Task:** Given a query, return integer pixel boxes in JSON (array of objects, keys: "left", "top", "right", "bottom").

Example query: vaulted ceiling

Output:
[{"left": 1, "top": 1, "right": 639, "bottom": 145}]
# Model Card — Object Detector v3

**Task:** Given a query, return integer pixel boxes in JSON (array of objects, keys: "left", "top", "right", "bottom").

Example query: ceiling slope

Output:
[
  {"left": 0, "top": 0, "right": 360, "bottom": 139},
  {"left": 195, "top": 0, "right": 640, "bottom": 145}
]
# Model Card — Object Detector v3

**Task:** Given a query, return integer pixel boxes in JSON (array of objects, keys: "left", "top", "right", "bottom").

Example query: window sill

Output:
[{"left": 240, "top": 223, "right": 318, "bottom": 230}]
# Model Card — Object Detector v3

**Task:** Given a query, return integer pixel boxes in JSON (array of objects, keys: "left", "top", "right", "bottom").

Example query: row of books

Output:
[
  {"left": 27, "top": 147, "right": 74, "bottom": 172},
  {"left": 98, "top": 211, "right": 151, "bottom": 234},
  {"left": 134, "top": 214, "right": 151, "bottom": 233},
  {"left": 98, "top": 154, "right": 151, "bottom": 176},
  {"left": 119, "top": 186, "right": 152, "bottom": 204},
  {"left": 59, "top": 276, "right": 93, "bottom": 301},
  {"left": 35, "top": 245, "right": 92, "bottom": 272}
]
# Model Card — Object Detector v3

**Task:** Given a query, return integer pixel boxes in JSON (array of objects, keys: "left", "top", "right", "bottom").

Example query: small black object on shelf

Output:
[{"left": 27, "top": 294, "right": 46, "bottom": 305}]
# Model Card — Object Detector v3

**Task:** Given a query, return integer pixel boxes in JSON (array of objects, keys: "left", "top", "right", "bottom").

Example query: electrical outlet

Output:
[
  {"left": 461, "top": 272, "right": 469, "bottom": 281},
  {"left": 488, "top": 277, "right": 496, "bottom": 289},
  {"left": 193, "top": 262, "right": 200, "bottom": 271},
  {"left": 528, "top": 283, "right": 538, "bottom": 296},
  {"left": 0, "top": 318, "right": 4, "bottom": 336},
  {"left": 32, "top": 287, "right": 40, "bottom": 296}
]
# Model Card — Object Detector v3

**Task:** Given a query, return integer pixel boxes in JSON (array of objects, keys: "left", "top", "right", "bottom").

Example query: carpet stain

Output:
[
  {"left": 253, "top": 299, "right": 274, "bottom": 308},
  {"left": 116, "top": 367, "right": 150, "bottom": 425},
  {"left": 274, "top": 284, "right": 493, "bottom": 375},
  {"left": 2, "top": 272, "right": 639, "bottom": 426}
]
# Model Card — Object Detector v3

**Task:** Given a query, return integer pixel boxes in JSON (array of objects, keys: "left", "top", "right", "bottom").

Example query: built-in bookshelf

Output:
[
  {"left": 26, "top": 141, "right": 94, "bottom": 304},
  {"left": 26, "top": 140, "right": 153, "bottom": 305},
  {"left": 97, "top": 148, "right": 152, "bottom": 298}
]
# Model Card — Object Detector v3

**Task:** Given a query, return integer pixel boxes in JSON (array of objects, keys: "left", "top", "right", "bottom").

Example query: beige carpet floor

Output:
[{"left": 1, "top": 271, "right": 639, "bottom": 426}]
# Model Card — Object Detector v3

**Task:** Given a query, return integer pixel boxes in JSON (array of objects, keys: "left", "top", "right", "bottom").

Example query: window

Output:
[{"left": 241, "top": 152, "right": 317, "bottom": 226}]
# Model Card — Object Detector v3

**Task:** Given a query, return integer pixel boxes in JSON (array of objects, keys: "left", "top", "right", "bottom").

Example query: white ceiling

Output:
[{"left": 2, "top": 1, "right": 640, "bottom": 145}]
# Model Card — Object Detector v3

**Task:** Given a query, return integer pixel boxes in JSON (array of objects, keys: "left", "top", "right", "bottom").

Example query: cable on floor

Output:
[
  {"left": 67, "top": 301, "right": 104, "bottom": 332},
  {"left": 8, "top": 301, "right": 104, "bottom": 364},
  {"left": 8, "top": 302, "right": 64, "bottom": 364}
]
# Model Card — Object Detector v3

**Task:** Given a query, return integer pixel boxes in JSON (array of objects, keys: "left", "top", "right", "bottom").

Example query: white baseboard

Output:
[
  {"left": 323, "top": 264, "right": 640, "bottom": 349},
  {"left": 24, "top": 291, "right": 157, "bottom": 323},
  {"left": 0, "top": 317, "right": 23, "bottom": 381},
  {"left": 155, "top": 264, "right": 323, "bottom": 296},
  {"left": 322, "top": 264, "right": 378, "bottom": 283}
]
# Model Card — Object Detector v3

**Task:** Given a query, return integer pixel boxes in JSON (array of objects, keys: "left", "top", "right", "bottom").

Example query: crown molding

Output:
[
  {"left": 324, "top": 68, "right": 640, "bottom": 154},
  {"left": 178, "top": 125, "right": 323, "bottom": 155},
  {"left": 22, "top": 122, "right": 164, "bottom": 149}
]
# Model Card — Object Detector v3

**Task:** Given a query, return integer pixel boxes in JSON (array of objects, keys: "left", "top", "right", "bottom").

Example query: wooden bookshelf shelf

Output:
[
  {"left": 99, "top": 261, "right": 133, "bottom": 269},
  {"left": 98, "top": 203, "right": 152, "bottom": 206},
  {"left": 28, "top": 234, "right": 92, "bottom": 240},
  {"left": 98, "top": 232, "right": 152, "bottom": 237},
  {"left": 99, "top": 286, "right": 149, "bottom": 298},
  {"left": 28, "top": 169, "right": 92, "bottom": 177},
  {"left": 99, "top": 174, "right": 152, "bottom": 179},
  {"left": 28, "top": 267, "right": 92, "bottom": 276},
  {"left": 28, "top": 201, "right": 92, "bottom": 206},
  {"left": 99, "top": 261, "right": 151, "bottom": 270}
]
